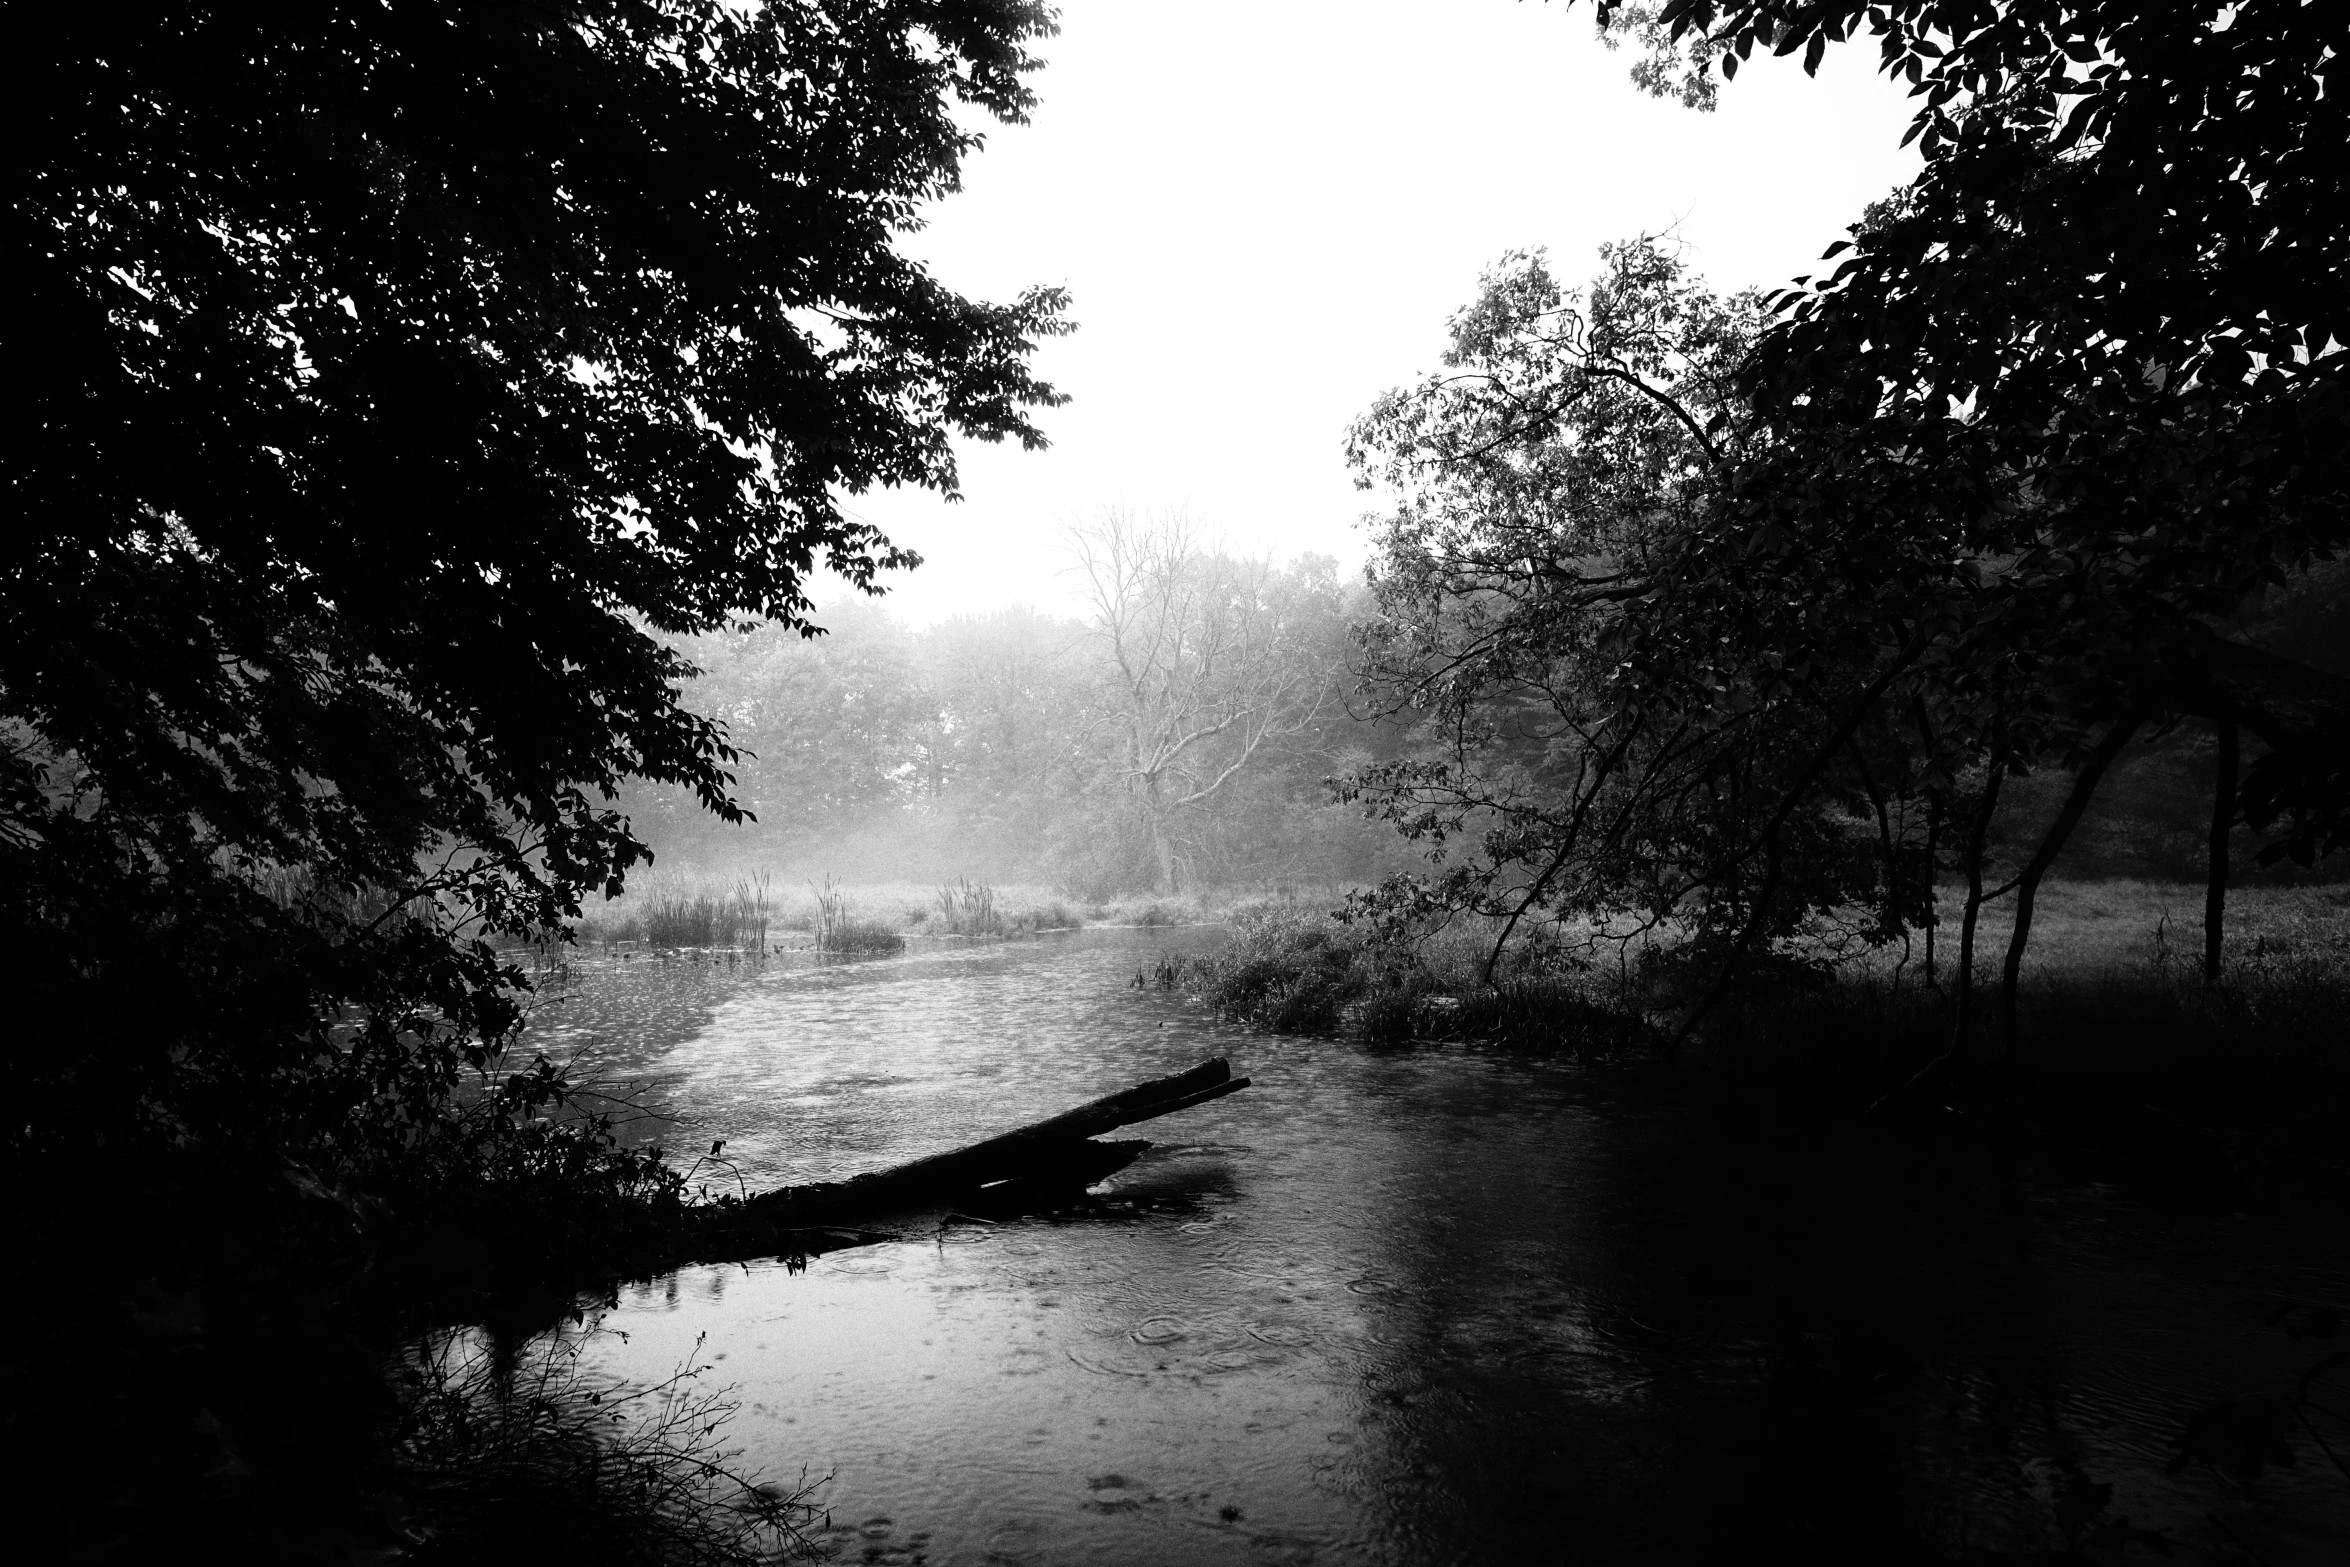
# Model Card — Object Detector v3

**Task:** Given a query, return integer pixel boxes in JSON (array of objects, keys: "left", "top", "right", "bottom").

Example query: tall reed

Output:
[
  {"left": 934, "top": 877, "right": 1004, "bottom": 938},
  {"left": 810, "top": 874, "right": 903, "bottom": 955},
  {"left": 731, "top": 871, "right": 771, "bottom": 955}
]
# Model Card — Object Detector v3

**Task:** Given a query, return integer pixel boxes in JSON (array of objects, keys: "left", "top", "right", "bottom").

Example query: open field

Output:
[{"left": 1921, "top": 877, "right": 2350, "bottom": 979}]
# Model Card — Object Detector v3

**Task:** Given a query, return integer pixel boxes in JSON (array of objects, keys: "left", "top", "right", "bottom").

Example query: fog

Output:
[{"left": 623, "top": 514, "right": 1409, "bottom": 899}]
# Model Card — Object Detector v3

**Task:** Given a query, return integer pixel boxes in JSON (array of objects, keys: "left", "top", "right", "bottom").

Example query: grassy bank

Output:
[
  {"left": 1184, "top": 883, "right": 2350, "bottom": 1184},
  {"left": 571, "top": 874, "right": 1328, "bottom": 950}
]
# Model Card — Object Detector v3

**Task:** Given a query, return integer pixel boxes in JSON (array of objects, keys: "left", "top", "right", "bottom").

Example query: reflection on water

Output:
[{"left": 521, "top": 931, "right": 2349, "bottom": 1563}]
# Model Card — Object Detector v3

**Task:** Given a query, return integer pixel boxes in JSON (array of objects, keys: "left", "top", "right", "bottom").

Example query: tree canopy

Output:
[
  {"left": 1347, "top": 0, "right": 2348, "bottom": 1039},
  {"left": 7, "top": 1, "right": 1068, "bottom": 1175},
  {"left": 1605, "top": 0, "right": 2350, "bottom": 850}
]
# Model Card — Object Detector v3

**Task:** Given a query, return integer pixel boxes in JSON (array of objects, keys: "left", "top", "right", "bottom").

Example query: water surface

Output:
[{"left": 523, "top": 930, "right": 2349, "bottom": 1564}]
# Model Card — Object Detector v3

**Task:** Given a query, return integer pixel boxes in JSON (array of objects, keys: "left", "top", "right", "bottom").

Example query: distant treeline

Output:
[
  {"left": 630, "top": 521, "right": 2347, "bottom": 897},
  {"left": 623, "top": 518, "right": 1417, "bottom": 895}
]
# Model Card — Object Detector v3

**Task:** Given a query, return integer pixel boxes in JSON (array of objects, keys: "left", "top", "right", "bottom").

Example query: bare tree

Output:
[{"left": 1073, "top": 511, "right": 1333, "bottom": 892}]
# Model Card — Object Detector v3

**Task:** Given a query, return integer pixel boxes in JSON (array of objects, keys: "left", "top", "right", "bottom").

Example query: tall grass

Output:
[
  {"left": 578, "top": 873, "right": 774, "bottom": 951},
  {"left": 809, "top": 874, "right": 903, "bottom": 955},
  {"left": 394, "top": 1321, "right": 819, "bottom": 1564},
  {"left": 933, "top": 877, "right": 1003, "bottom": 937}
]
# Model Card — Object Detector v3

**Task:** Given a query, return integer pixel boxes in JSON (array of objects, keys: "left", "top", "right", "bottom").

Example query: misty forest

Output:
[{"left": 12, "top": 3, "right": 2350, "bottom": 1564}]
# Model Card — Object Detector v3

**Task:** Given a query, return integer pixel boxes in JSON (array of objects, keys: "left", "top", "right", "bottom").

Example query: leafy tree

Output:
[
  {"left": 8, "top": 2, "right": 1066, "bottom": 1187},
  {"left": 1349, "top": 2, "right": 2348, "bottom": 1054},
  {"left": 1346, "top": 240, "right": 1919, "bottom": 982},
  {"left": 1595, "top": 0, "right": 2350, "bottom": 834},
  {"left": 1600, "top": 0, "right": 2349, "bottom": 1030}
]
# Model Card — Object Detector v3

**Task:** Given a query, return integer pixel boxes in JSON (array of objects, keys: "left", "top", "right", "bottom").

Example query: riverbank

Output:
[
  {"left": 7, "top": 1073, "right": 817, "bottom": 1565},
  {"left": 1181, "top": 881, "right": 2350, "bottom": 1194},
  {"left": 565, "top": 874, "right": 1329, "bottom": 951},
  {"left": 28, "top": 899, "right": 2346, "bottom": 1563}
]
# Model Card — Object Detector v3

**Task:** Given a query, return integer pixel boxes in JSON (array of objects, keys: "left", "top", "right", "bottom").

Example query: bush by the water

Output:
[{"left": 1189, "top": 905, "right": 1649, "bottom": 1053}]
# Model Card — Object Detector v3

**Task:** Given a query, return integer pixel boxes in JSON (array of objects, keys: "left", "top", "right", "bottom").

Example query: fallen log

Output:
[{"left": 684, "top": 1057, "right": 1251, "bottom": 1256}]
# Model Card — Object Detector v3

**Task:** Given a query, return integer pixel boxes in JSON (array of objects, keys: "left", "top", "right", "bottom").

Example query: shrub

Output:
[
  {"left": 1191, "top": 909, "right": 1379, "bottom": 1035},
  {"left": 1016, "top": 898, "right": 1080, "bottom": 932}
]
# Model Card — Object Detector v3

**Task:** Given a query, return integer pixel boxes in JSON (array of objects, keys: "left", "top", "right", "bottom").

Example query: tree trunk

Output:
[
  {"left": 1151, "top": 812, "right": 1180, "bottom": 894},
  {"left": 1952, "top": 763, "right": 2005, "bottom": 1053},
  {"left": 1870, "top": 764, "right": 2000, "bottom": 1117},
  {"left": 1996, "top": 717, "right": 2143, "bottom": 1107},
  {"left": 2139, "top": 630, "right": 2350, "bottom": 862},
  {"left": 1668, "top": 828, "right": 1785, "bottom": 1053},
  {"left": 438, "top": 1061, "right": 1258, "bottom": 1326},
  {"left": 1846, "top": 736, "right": 1912, "bottom": 987},
  {"left": 1140, "top": 773, "right": 1181, "bottom": 894},
  {"left": 692, "top": 1058, "right": 1253, "bottom": 1254},
  {"left": 1921, "top": 791, "right": 1943, "bottom": 990},
  {"left": 2205, "top": 715, "right": 2239, "bottom": 983}
]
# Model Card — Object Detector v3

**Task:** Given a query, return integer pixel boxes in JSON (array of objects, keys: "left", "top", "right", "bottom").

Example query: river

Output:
[{"left": 518, "top": 927, "right": 2349, "bottom": 1564}]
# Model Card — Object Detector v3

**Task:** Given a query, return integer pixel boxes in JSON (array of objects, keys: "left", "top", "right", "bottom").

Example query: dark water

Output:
[{"left": 522, "top": 930, "right": 2349, "bottom": 1564}]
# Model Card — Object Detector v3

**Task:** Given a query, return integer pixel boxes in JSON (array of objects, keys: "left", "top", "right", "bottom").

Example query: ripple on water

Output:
[
  {"left": 550, "top": 931, "right": 2350, "bottom": 1566},
  {"left": 1245, "top": 1323, "right": 1314, "bottom": 1348},
  {"left": 1063, "top": 1349, "right": 1153, "bottom": 1378}
]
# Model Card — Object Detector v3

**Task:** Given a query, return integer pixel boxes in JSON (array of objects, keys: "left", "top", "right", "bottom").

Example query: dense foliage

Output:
[
  {"left": 7, "top": 1, "right": 1066, "bottom": 1188},
  {"left": 1601, "top": 0, "right": 2350, "bottom": 850},
  {"left": 1346, "top": 0, "right": 2350, "bottom": 1031}
]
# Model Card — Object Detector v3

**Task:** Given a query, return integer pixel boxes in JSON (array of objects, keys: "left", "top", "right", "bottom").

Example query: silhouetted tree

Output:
[
  {"left": 1599, "top": 1, "right": 2350, "bottom": 848},
  {"left": 1350, "top": 3, "right": 2348, "bottom": 1054},
  {"left": 8, "top": 2, "right": 1066, "bottom": 1187}
]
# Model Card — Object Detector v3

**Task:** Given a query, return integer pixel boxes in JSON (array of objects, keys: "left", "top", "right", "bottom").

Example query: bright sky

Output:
[{"left": 835, "top": 0, "right": 1923, "bottom": 626}]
